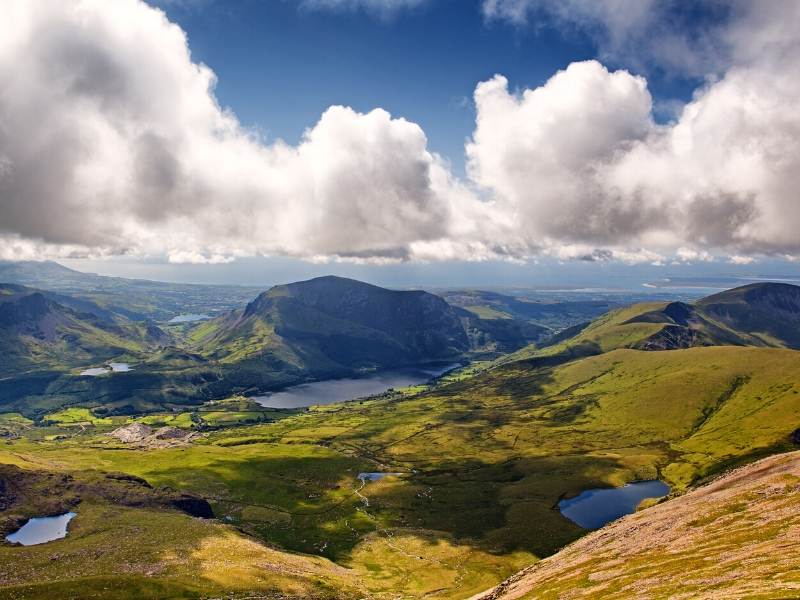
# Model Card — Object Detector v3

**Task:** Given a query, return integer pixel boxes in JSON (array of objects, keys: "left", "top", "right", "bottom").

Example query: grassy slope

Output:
[
  {"left": 504, "top": 283, "right": 800, "bottom": 366},
  {"left": 0, "top": 501, "right": 358, "bottom": 599},
  {"left": 498, "top": 302, "right": 668, "bottom": 363},
  {"left": 3, "top": 346, "right": 800, "bottom": 598},
  {"left": 0, "top": 285, "right": 160, "bottom": 377},
  {"left": 473, "top": 450, "right": 800, "bottom": 599}
]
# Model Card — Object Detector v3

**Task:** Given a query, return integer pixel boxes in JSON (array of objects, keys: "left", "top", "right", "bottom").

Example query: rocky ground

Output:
[{"left": 108, "top": 422, "right": 198, "bottom": 448}]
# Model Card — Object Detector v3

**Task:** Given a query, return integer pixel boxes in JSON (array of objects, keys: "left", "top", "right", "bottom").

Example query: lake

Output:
[
  {"left": 80, "top": 363, "right": 132, "bottom": 376},
  {"left": 168, "top": 314, "right": 210, "bottom": 324},
  {"left": 358, "top": 472, "right": 403, "bottom": 482},
  {"left": 252, "top": 364, "right": 458, "bottom": 409},
  {"left": 558, "top": 480, "right": 670, "bottom": 529},
  {"left": 6, "top": 512, "right": 77, "bottom": 545}
]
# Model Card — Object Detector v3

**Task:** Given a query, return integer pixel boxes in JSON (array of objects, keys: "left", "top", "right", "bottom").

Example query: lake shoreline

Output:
[{"left": 251, "top": 361, "right": 462, "bottom": 409}]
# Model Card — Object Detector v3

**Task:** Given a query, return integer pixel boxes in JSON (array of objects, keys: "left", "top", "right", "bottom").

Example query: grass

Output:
[
  {"left": 3, "top": 346, "right": 800, "bottom": 597},
  {"left": 502, "top": 302, "right": 668, "bottom": 364},
  {"left": 477, "top": 451, "right": 800, "bottom": 599},
  {"left": 0, "top": 501, "right": 358, "bottom": 599},
  {"left": 42, "top": 408, "right": 114, "bottom": 427}
]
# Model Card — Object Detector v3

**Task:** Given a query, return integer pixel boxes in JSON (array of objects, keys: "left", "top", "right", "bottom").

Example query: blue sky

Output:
[
  {"left": 148, "top": 0, "right": 699, "bottom": 175},
  {"left": 3, "top": 1, "right": 799, "bottom": 288}
]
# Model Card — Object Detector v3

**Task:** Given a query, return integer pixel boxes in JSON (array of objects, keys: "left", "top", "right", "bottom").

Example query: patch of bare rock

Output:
[{"left": 109, "top": 423, "right": 197, "bottom": 448}]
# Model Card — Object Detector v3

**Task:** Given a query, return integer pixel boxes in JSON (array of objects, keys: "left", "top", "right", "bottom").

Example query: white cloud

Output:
[
  {"left": 467, "top": 3, "right": 800, "bottom": 260},
  {"left": 1, "top": 0, "right": 799, "bottom": 267},
  {"left": 729, "top": 255, "right": 756, "bottom": 265},
  {"left": 481, "top": 0, "right": 727, "bottom": 76},
  {"left": 0, "top": 0, "right": 490, "bottom": 264},
  {"left": 467, "top": 61, "right": 657, "bottom": 248}
]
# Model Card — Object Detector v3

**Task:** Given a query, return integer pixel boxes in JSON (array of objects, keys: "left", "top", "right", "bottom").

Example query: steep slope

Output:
[
  {"left": 473, "top": 450, "right": 800, "bottom": 600},
  {"left": 696, "top": 282, "right": 800, "bottom": 347},
  {"left": 505, "top": 282, "right": 800, "bottom": 364},
  {"left": 191, "top": 276, "right": 469, "bottom": 379},
  {"left": 454, "top": 306, "right": 550, "bottom": 355},
  {"left": 0, "top": 284, "right": 167, "bottom": 376}
]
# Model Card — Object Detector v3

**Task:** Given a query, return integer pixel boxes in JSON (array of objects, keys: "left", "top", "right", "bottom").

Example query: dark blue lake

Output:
[
  {"left": 558, "top": 480, "right": 670, "bottom": 529},
  {"left": 252, "top": 364, "right": 458, "bottom": 409}
]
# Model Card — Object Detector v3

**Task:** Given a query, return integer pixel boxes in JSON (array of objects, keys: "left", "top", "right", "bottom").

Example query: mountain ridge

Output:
[{"left": 502, "top": 281, "right": 800, "bottom": 366}]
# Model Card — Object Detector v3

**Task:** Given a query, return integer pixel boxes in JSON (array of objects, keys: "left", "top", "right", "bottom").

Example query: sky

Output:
[{"left": 1, "top": 0, "right": 800, "bottom": 287}]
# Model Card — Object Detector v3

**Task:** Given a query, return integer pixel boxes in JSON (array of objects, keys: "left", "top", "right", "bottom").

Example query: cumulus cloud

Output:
[
  {"left": 0, "top": 0, "right": 497, "bottom": 264},
  {"left": 1, "top": 0, "right": 799, "bottom": 266},
  {"left": 469, "top": 1, "right": 800, "bottom": 260},
  {"left": 467, "top": 61, "right": 658, "bottom": 247}
]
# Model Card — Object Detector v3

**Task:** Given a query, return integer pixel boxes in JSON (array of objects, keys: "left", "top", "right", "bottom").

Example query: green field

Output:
[{"left": 3, "top": 345, "right": 800, "bottom": 597}]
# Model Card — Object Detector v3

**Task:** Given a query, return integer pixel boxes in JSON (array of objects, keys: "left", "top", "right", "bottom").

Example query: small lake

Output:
[
  {"left": 80, "top": 363, "right": 132, "bottom": 376},
  {"left": 6, "top": 512, "right": 77, "bottom": 546},
  {"left": 558, "top": 480, "right": 670, "bottom": 529},
  {"left": 252, "top": 364, "right": 458, "bottom": 409},
  {"left": 358, "top": 472, "right": 402, "bottom": 482},
  {"left": 168, "top": 314, "right": 210, "bottom": 324}
]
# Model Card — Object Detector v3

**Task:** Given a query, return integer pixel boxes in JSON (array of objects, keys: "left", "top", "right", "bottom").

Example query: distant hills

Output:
[
  {"left": 0, "top": 260, "right": 258, "bottom": 322},
  {"left": 3, "top": 268, "right": 800, "bottom": 419},
  {"left": 0, "top": 283, "right": 167, "bottom": 377}
]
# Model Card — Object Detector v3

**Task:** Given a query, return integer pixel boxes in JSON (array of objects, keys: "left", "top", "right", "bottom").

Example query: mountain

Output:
[
  {"left": 473, "top": 450, "right": 800, "bottom": 600},
  {"left": 695, "top": 282, "right": 800, "bottom": 347},
  {"left": 191, "top": 276, "right": 470, "bottom": 381},
  {"left": 0, "top": 260, "right": 259, "bottom": 322},
  {"left": 3, "top": 282, "right": 800, "bottom": 597},
  {"left": 0, "top": 283, "right": 167, "bottom": 376},
  {"left": 504, "top": 282, "right": 800, "bottom": 364}
]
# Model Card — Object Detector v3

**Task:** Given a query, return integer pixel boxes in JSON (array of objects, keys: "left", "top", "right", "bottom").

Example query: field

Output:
[{"left": 2, "top": 345, "right": 800, "bottom": 597}]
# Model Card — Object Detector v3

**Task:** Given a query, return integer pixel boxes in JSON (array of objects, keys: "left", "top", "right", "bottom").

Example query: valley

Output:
[
  {"left": 1, "top": 265, "right": 800, "bottom": 598},
  {"left": 5, "top": 2, "right": 798, "bottom": 598}
]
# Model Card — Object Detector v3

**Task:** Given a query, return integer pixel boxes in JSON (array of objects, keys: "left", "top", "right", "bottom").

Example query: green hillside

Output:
[
  {"left": 0, "top": 284, "right": 167, "bottom": 377},
  {"left": 504, "top": 282, "right": 800, "bottom": 365},
  {"left": 3, "top": 344, "right": 800, "bottom": 597},
  {"left": 473, "top": 450, "right": 800, "bottom": 600},
  {"left": 4, "top": 281, "right": 800, "bottom": 597},
  {"left": 191, "top": 276, "right": 471, "bottom": 376}
]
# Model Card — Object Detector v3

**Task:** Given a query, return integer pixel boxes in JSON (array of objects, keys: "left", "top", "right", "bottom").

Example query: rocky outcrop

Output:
[
  {"left": 109, "top": 422, "right": 152, "bottom": 443},
  {"left": 108, "top": 423, "right": 196, "bottom": 448}
]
